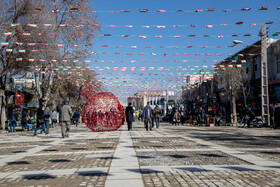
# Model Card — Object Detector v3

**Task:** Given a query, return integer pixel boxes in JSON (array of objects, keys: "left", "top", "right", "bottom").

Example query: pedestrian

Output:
[
  {"left": 9, "top": 111, "right": 17, "bottom": 133},
  {"left": 153, "top": 104, "right": 162, "bottom": 128},
  {"left": 44, "top": 105, "right": 51, "bottom": 134},
  {"left": 199, "top": 107, "right": 205, "bottom": 126},
  {"left": 72, "top": 110, "right": 80, "bottom": 127},
  {"left": 179, "top": 108, "right": 185, "bottom": 125},
  {"left": 51, "top": 110, "right": 58, "bottom": 128},
  {"left": 60, "top": 100, "right": 73, "bottom": 138},
  {"left": 246, "top": 105, "right": 255, "bottom": 128},
  {"left": 143, "top": 102, "right": 153, "bottom": 131},
  {"left": 34, "top": 99, "right": 48, "bottom": 136},
  {"left": 173, "top": 109, "right": 181, "bottom": 126},
  {"left": 269, "top": 103, "right": 275, "bottom": 128},
  {"left": 274, "top": 103, "right": 280, "bottom": 129},
  {"left": 125, "top": 102, "right": 134, "bottom": 131}
]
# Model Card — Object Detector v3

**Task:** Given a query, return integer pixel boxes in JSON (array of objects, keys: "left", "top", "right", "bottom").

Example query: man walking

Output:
[
  {"left": 143, "top": 102, "right": 153, "bottom": 131},
  {"left": 34, "top": 99, "right": 48, "bottom": 136},
  {"left": 44, "top": 105, "right": 51, "bottom": 134},
  {"left": 51, "top": 110, "right": 58, "bottom": 128},
  {"left": 269, "top": 103, "right": 275, "bottom": 128},
  {"left": 72, "top": 110, "right": 80, "bottom": 127},
  {"left": 153, "top": 104, "right": 162, "bottom": 128},
  {"left": 60, "top": 100, "right": 73, "bottom": 138},
  {"left": 125, "top": 102, "right": 134, "bottom": 131}
]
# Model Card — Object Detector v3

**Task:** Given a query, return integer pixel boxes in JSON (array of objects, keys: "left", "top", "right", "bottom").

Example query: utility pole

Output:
[{"left": 261, "top": 24, "right": 270, "bottom": 125}]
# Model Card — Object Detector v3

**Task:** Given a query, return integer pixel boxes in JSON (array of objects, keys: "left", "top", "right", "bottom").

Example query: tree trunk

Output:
[
  {"left": 242, "top": 87, "right": 247, "bottom": 107},
  {"left": 34, "top": 72, "right": 42, "bottom": 98},
  {"left": 232, "top": 93, "right": 237, "bottom": 125},
  {"left": 43, "top": 74, "right": 54, "bottom": 104},
  {"left": 0, "top": 90, "right": 6, "bottom": 131}
]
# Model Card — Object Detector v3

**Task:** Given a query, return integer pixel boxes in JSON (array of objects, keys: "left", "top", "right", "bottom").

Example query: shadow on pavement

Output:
[
  {"left": 71, "top": 148, "right": 87, "bottom": 150},
  {"left": 77, "top": 171, "right": 108, "bottom": 176},
  {"left": 12, "top": 150, "right": 27, "bottom": 154},
  {"left": 95, "top": 156, "right": 120, "bottom": 160},
  {"left": 175, "top": 167, "right": 210, "bottom": 172},
  {"left": 42, "top": 149, "right": 58, "bottom": 152},
  {"left": 23, "top": 174, "right": 56, "bottom": 180},
  {"left": 127, "top": 168, "right": 164, "bottom": 174},
  {"left": 220, "top": 166, "right": 256, "bottom": 171},
  {"left": 198, "top": 153, "right": 226, "bottom": 158},
  {"left": 136, "top": 155, "right": 156, "bottom": 159},
  {"left": 7, "top": 161, "right": 30, "bottom": 165},
  {"left": 167, "top": 154, "right": 188, "bottom": 159},
  {"left": 48, "top": 159, "right": 72, "bottom": 163}
]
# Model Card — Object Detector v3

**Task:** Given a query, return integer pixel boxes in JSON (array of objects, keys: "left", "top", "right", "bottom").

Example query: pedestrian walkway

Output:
[
  {"left": 0, "top": 121, "right": 279, "bottom": 186},
  {"left": 105, "top": 125, "right": 144, "bottom": 187}
]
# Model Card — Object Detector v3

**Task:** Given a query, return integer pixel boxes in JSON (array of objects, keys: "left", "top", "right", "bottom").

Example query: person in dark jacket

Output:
[
  {"left": 125, "top": 103, "right": 134, "bottom": 131},
  {"left": 274, "top": 103, "right": 280, "bottom": 129},
  {"left": 34, "top": 99, "right": 48, "bottom": 136},
  {"left": 44, "top": 105, "right": 51, "bottom": 134},
  {"left": 153, "top": 104, "right": 162, "bottom": 128},
  {"left": 269, "top": 103, "right": 275, "bottom": 128},
  {"left": 9, "top": 111, "right": 17, "bottom": 132},
  {"left": 246, "top": 106, "right": 255, "bottom": 128},
  {"left": 143, "top": 102, "right": 153, "bottom": 131},
  {"left": 72, "top": 110, "right": 80, "bottom": 127}
]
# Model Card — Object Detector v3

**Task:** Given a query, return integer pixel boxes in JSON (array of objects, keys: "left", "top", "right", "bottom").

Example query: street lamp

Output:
[{"left": 233, "top": 40, "right": 259, "bottom": 47}]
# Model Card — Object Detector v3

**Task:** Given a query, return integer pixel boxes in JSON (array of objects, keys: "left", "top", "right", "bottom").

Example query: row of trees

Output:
[{"left": 0, "top": 0, "right": 102, "bottom": 128}]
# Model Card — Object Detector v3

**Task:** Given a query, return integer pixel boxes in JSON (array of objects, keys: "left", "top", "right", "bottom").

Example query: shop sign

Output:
[{"left": 15, "top": 92, "right": 24, "bottom": 106}]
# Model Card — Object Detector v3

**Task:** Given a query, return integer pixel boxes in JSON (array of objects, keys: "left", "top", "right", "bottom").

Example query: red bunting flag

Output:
[
  {"left": 139, "top": 9, "right": 148, "bottom": 12},
  {"left": 139, "top": 36, "right": 147, "bottom": 39},
  {"left": 69, "top": 8, "right": 78, "bottom": 12}
]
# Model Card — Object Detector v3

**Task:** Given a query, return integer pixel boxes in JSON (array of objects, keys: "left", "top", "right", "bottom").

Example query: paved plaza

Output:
[{"left": 0, "top": 122, "right": 280, "bottom": 187}]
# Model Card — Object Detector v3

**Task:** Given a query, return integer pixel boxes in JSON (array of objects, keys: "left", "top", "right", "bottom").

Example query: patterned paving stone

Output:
[
  {"left": 132, "top": 137, "right": 208, "bottom": 149},
  {"left": 0, "top": 153, "right": 114, "bottom": 172},
  {"left": 141, "top": 170, "right": 280, "bottom": 187},
  {"left": 0, "top": 173, "right": 107, "bottom": 187},
  {"left": 137, "top": 151, "right": 251, "bottom": 166}
]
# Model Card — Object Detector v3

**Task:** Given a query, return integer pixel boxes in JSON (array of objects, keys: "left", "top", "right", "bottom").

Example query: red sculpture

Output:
[{"left": 80, "top": 83, "right": 124, "bottom": 132}]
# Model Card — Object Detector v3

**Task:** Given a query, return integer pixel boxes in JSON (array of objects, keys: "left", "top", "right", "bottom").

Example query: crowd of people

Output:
[
  {"left": 9, "top": 100, "right": 280, "bottom": 134},
  {"left": 124, "top": 101, "right": 280, "bottom": 130},
  {"left": 9, "top": 99, "right": 81, "bottom": 138}
]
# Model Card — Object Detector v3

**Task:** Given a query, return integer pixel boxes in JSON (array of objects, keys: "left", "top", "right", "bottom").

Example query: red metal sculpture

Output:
[{"left": 80, "top": 83, "right": 124, "bottom": 132}]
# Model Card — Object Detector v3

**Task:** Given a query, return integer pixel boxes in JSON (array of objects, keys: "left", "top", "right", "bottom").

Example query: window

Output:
[{"left": 277, "top": 55, "right": 280, "bottom": 74}]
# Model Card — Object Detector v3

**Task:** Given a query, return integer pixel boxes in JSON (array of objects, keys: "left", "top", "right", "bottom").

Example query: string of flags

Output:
[
  {"left": 10, "top": 6, "right": 278, "bottom": 13},
  {"left": 0, "top": 21, "right": 276, "bottom": 29},
  {"left": 1, "top": 41, "right": 268, "bottom": 50}
]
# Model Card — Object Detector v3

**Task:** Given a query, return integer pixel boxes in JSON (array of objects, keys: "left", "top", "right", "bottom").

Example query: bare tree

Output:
[
  {"left": 0, "top": 0, "right": 101, "bottom": 104},
  {"left": 216, "top": 65, "right": 244, "bottom": 124}
]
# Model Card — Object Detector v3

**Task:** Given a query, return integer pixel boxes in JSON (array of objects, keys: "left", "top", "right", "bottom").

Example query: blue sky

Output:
[{"left": 89, "top": 0, "right": 280, "bottom": 103}]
